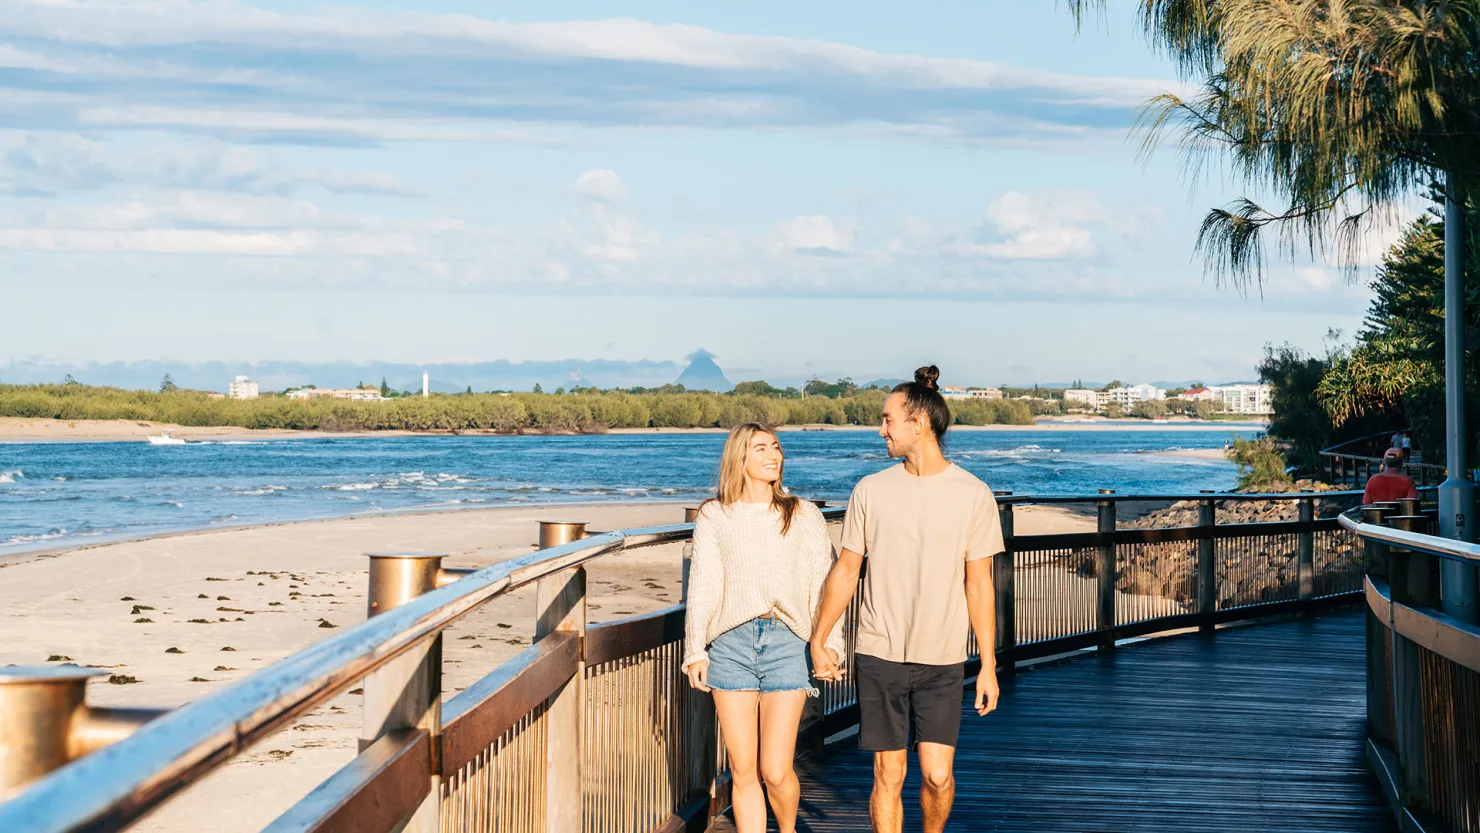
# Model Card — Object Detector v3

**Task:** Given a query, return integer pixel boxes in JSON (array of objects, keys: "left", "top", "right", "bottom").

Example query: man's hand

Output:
[
  {"left": 811, "top": 642, "right": 843, "bottom": 682},
  {"left": 685, "top": 660, "right": 711, "bottom": 693},
  {"left": 974, "top": 667, "right": 999, "bottom": 716}
]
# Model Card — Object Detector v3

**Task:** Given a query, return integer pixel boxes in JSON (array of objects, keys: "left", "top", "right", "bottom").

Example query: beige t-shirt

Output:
[{"left": 841, "top": 463, "right": 1004, "bottom": 666}]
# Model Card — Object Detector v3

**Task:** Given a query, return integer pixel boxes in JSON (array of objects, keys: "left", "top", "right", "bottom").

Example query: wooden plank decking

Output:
[{"left": 721, "top": 610, "right": 1396, "bottom": 832}]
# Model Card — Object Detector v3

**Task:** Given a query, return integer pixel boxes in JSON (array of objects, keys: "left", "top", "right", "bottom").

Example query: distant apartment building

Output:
[
  {"left": 286, "top": 387, "right": 386, "bottom": 402},
  {"left": 1064, "top": 389, "right": 1099, "bottom": 408},
  {"left": 1174, "top": 384, "right": 1272, "bottom": 414},
  {"left": 1065, "top": 384, "right": 1164, "bottom": 412},
  {"left": 1104, "top": 384, "right": 1165, "bottom": 408},
  {"left": 1213, "top": 384, "right": 1272, "bottom": 415},
  {"left": 228, "top": 376, "right": 259, "bottom": 400},
  {"left": 941, "top": 386, "right": 1002, "bottom": 400}
]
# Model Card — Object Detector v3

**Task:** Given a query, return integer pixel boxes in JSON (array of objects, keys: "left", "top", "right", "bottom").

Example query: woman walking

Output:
[{"left": 683, "top": 422, "right": 845, "bottom": 833}]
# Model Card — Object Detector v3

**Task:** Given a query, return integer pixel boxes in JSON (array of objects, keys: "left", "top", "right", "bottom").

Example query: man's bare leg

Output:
[
  {"left": 917, "top": 742, "right": 957, "bottom": 833},
  {"left": 870, "top": 750, "right": 908, "bottom": 833}
]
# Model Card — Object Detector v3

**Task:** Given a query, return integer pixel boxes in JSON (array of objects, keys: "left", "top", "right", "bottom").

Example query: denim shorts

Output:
[{"left": 706, "top": 617, "right": 817, "bottom": 696}]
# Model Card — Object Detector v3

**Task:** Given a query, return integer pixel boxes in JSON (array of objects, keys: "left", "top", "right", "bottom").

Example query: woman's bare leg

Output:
[
  {"left": 758, "top": 691, "right": 808, "bottom": 833},
  {"left": 713, "top": 691, "right": 763, "bottom": 833}
]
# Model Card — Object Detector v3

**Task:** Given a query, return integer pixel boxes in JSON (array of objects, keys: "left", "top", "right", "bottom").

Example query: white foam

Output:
[
  {"left": 3, "top": 528, "right": 68, "bottom": 545},
  {"left": 236, "top": 485, "right": 288, "bottom": 496},
  {"left": 0, "top": 470, "right": 22, "bottom": 484}
]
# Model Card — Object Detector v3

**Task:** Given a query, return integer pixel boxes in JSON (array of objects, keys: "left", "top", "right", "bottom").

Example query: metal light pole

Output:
[{"left": 1438, "top": 176, "right": 1479, "bottom": 624}]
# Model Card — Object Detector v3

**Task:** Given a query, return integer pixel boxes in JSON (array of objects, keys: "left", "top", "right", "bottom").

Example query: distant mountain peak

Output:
[{"left": 675, "top": 350, "right": 733, "bottom": 392}]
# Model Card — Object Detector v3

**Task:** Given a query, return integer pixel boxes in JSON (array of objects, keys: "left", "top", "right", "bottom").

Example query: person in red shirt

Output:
[{"left": 1364, "top": 447, "right": 1420, "bottom": 504}]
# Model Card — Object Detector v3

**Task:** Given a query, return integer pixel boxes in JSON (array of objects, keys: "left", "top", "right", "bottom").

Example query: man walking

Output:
[
  {"left": 1363, "top": 447, "right": 1419, "bottom": 505},
  {"left": 811, "top": 365, "right": 1004, "bottom": 833}
]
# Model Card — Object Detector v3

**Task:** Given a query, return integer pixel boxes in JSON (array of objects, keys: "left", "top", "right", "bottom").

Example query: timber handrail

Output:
[
  {"left": 1338, "top": 511, "right": 1480, "bottom": 567},
  {"left": 0, "top": 492, "right": 1376, "bottom": 833},
  {"left": 1318, "top": 428, "right": 1446, "bottom": 488},
  {"left": 0, "top": 520, "right": 732, "bottom": 833},
  {"left": 1343, "top": 505, "right": 1480, "bottom": 832}
]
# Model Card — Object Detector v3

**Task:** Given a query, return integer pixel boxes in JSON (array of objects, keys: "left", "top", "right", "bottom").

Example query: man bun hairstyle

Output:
[{"left": 891, "top": 365, "right": 952, "bottom": 448}]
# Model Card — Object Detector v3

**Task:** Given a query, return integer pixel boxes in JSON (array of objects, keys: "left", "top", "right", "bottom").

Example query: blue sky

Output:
[{"left": 1, "top": 0, "right": 1390, "bottom": 388}]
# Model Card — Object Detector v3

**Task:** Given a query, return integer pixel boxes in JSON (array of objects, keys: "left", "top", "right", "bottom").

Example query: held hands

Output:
[
  {"left": 974, "top": 666, "right": 1000, "bottom": 716},
  {"left": 685, "top": 660, "right": 711, "bottom": 693},
  {"left": 810, "top": 642, "right": 844, "bottom": 682}
]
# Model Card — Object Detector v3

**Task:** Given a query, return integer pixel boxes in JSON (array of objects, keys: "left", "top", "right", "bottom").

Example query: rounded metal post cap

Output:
[{"left": 363, "top": 552, "right": 448, "bottom": 560}]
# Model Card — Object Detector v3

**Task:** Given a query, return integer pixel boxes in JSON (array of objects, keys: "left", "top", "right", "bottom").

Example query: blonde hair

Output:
[{"left": 703, "top": 422, "right": 801, "bottom": 534}]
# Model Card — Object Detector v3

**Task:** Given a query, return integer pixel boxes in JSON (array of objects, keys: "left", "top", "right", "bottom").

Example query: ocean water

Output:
[{"left": 0, "top": 426, "right": 1261, "bottom": 555}]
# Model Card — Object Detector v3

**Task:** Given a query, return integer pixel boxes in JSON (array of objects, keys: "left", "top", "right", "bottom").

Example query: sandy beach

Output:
[
  {"left": 0, "top": 416, "right": 1265, "bottom": 443},
  {"left": 0, "top": 499, "right": 1096, "bottom": 832},
  {"left": 1153, "top": 448, "right": 1231, "bottom": 461}
]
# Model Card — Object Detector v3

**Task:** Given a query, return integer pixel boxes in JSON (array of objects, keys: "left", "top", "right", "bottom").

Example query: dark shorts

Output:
[{"left": 855, "top": 653, "right": 965, "bottom": 751}]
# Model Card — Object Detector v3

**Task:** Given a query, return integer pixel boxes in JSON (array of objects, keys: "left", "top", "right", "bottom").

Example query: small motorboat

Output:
[{"left": 146, "top": 430, "right": 187, "bottom": 446}]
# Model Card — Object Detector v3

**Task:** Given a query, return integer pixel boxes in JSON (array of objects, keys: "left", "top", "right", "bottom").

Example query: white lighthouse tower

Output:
[{"left": 422, "top": 371, "right": 429, "bottom": 398}]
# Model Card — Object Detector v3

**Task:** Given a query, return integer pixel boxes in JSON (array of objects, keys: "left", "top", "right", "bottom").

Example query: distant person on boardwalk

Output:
[
  {"left": 1364, "top": 448, "right": 1419, "bottom": 505},
  {"left": 810, "top": 366, "right": 1005, "bottom": 833},
  {"left": 1391, "top": 432, "right": 1411, "bottom": 465},
  {"left": 682, "top": 422, "right": 845, "bottom": 833}
]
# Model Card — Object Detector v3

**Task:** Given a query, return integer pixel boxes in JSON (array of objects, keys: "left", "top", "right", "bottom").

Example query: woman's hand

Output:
[
  {"left": 811, "top": 642, "right": 843, "bottom": 682},
  {"left": 685, "top": 660, "right": 711, "bottom": 692}
]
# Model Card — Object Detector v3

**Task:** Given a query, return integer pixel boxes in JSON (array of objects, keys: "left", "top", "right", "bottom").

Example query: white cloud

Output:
[
  {"left": 0, "top": 1, "right": 1177, "bottom": 145},
  {"left": 773, "top": 215, "right": 853, "bottom": 256},
  {"left": 576, "top": 169, "right": 627, "bottom": 202},
  {"left": 1295, "top": 267, "right": 1337, "bottom": 291},
  {"left": 0, "top": 131, "right": 422, "bottom": 197},
  {"left": 940, "top": 190, "right": 1155, "bottom": 261}
]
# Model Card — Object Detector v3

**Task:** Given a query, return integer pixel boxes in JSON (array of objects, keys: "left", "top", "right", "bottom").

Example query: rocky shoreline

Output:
[{"left": 1068, "top": 481, "right": 1362, "bottom": 607}]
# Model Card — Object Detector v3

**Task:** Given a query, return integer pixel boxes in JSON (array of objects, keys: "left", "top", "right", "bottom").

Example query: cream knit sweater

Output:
[{"left": 682, "top": 499, "right": 845, "bottom": 671}]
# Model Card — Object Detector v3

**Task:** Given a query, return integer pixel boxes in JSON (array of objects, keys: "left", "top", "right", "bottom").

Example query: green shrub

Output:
[{"left": 1228, "top": 435, "right": 1293, "bottom": 491}]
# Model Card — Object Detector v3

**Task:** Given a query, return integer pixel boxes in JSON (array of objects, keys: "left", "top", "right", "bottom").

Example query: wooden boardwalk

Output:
[{"left": 724, "top": 611, "right": 1396, "bottom": 832}]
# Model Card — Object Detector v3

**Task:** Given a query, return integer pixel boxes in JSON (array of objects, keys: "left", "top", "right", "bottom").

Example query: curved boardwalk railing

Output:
[
  {"left": 0, "top": 490, "right": 1380, "bottom": 833},
  {"left": 1321, "top": 428, "right": 1446, "bottom": 489},
  {"left": 1341, "top": 507, "right": 1480, "bottom": 833}
]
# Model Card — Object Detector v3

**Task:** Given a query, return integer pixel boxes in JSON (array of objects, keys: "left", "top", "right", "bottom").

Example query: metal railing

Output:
[
  {"left": 0, "top": 489, "right": 1376, "bottom": 833},
  {"left": 1341, "top": 506, "right": 1480, "bottom": 833},
  {"left": 1320, "top": 428, "right": 1446, "bottom": 489}
]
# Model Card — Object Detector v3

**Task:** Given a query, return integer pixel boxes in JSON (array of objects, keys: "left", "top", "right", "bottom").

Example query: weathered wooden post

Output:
[
  {"left": 1376, "top": 511, "right": 1431, "bottom": 813},
  {"left": 679, "top": 507, "right": 722, "bottom": 824},
  {"left": 1362, "top": 506, "right": 1391, "bottom": 579},
  {"left": 1297, "top": 495, "right": 1315, "bottom": 604},
  {"left": 1197, "top": 492, "right": 1217, "bottom": 633},
  {"left": 534, "top": 522, "right": 589, "bottom": 833},
  {"left": 362, "top": 552, "right": 451, "bottom": 833},
  {"left": 1096, "top": 490, "right": 1116, "bottom": 650},
  {"left": 994, "top": 492, "right": 1016, "bottom": 676},
  {"left": 1388, "top": 515, "right": 1435, "bottom": 605},
  {"left": 1360, "top": 506, "right": 1393, "bottom": 755}
]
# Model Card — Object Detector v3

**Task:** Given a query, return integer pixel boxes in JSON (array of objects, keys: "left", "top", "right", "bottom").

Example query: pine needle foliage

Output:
[
  {"left": 1314, "top": 196, "right": 1480, "bottom": 454},
  {"left": 1068, "top": 0, "right": 1480, "bottom": 288}
]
